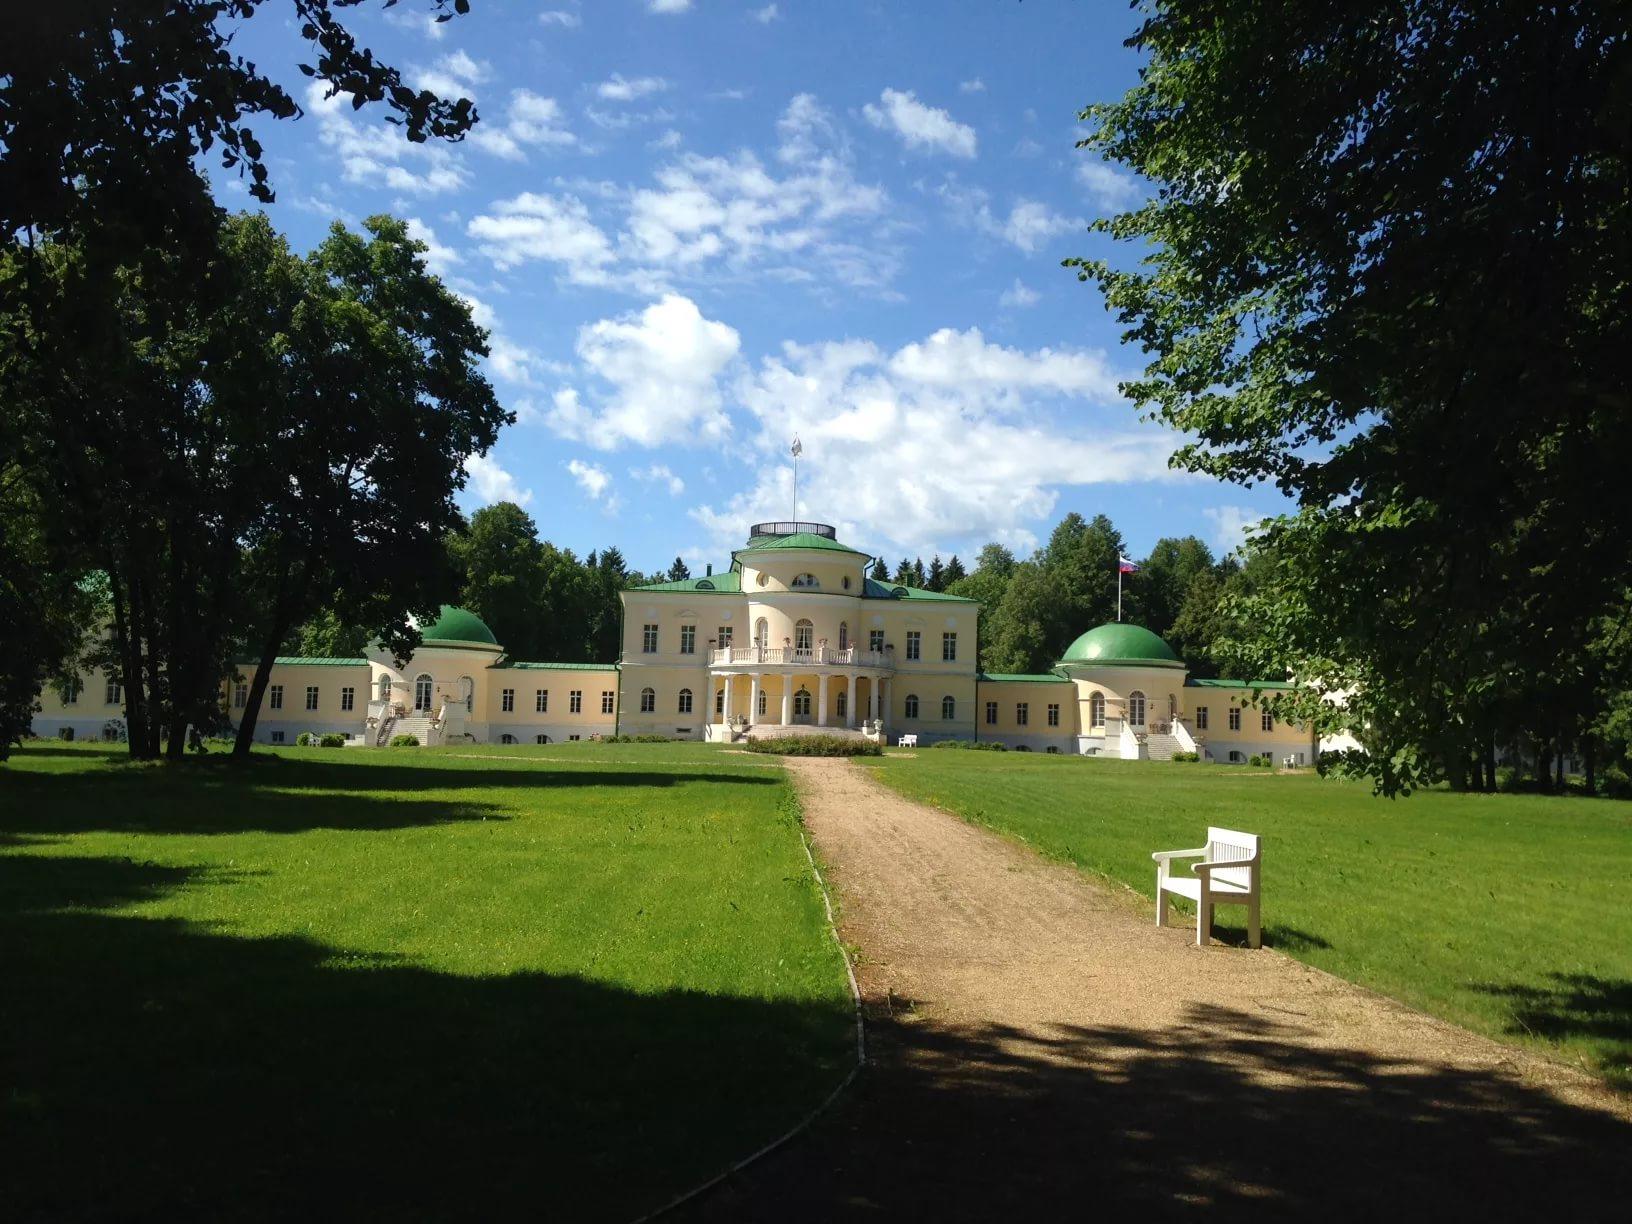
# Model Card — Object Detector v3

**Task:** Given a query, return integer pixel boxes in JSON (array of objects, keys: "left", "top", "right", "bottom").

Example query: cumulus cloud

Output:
[
  {"left": 632, "top": 463, "right": 686, "bottom": 495},
  {"left": 862, "top": 88, "right": 977, "bottom": 159},
  {"left": 959, "top": 77, "right": 986, "bottom": 94},
  {"left": 567, "top": 458, "right": 614, "bottom": 501},
  {"left": 414, "top": 50, "right": 488, "bottom": 100},
  {"left": 470, "top": 90, "right": 576, "bottom": 160},
  {"left": 648, "top": 0, "right": 693, "bottom": 12},
  {"left": 750, "top": 4, "right": 780, "bottom": 21},
  {"left": 1078, "top": 160, "right": 1142, "bottom": 212},
  {"left": 403, "top": 216, "right": 460, "bottom": 275},
  {"left": 305, "top": 81, "right": 467, "bottom": 194},
  {"left": 465, "top": 191, "right": 620, "bottom": 283},
  {"left": 597, "top": 73, "right": 669, "bottom": 101},
  {"left": 464, "top": 454, "right": 533, "bottom": 507},
  {"left": 1000, "top": 199, "right": 1080, "bottom": 252},
  {"left": 538, "top": 10, "right": 582, "bottom": 26},
  {"left": 1204, "top": 505, "right": 1263, "bottom": 556},
  {"left": 999, "top": 279, "right": 1040, "bottom": 308},
  {"left": 550, "top": 294, "right": 741, "bottom": 449}
]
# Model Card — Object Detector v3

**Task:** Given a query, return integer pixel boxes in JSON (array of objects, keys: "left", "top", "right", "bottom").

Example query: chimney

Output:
[{"left": 706, "top": 563, "right": 713, "bottom": 576}]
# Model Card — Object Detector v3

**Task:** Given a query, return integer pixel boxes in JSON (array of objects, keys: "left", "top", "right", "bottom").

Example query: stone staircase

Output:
[
  {"left": 1143, "top": 731, "right": 1184, "bottom": 761},
  {"left": 390, "top": 715, "right": 436, "bottom": 746}
]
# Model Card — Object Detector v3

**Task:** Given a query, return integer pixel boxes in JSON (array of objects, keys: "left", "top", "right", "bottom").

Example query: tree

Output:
[
  {"left": 667, "top": 556, "right": 691, "bottom": 582},
  {"left": 926, "top": 555, "right": 945, "bottom": 592},
  {"left": 982, "top": 562, "right": 1061, "bottom": 674},
  {"left": 1135, "top": 537, "right": 1216, "bottom": 639},
  {"left": 943, "top": 555, "right": 967, "bottom": 587},
  {"left": 1073, "top": 1, "right": 1632, "bottom": 794},
  {"left": 869, "top": 556, "right": 889, "bottom": 581},
  {"left": 448, "top": 503, "right": 548, "bottom": 661}
]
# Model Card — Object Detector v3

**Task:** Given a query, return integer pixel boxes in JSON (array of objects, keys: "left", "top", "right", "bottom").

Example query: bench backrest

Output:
[{"left": 1205, "top": 826, "right": 1260, "bottom": 892}]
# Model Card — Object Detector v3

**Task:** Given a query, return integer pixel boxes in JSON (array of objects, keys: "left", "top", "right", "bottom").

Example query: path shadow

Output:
[
  {"left": 0, "top": 851, "right": 852, "bottom": 1222},
  {"left": 684, "top": 1001, "right": 1632, "bottom": 1222}
]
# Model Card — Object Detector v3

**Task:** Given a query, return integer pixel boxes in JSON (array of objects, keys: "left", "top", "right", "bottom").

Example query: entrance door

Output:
[
  {"left": 793, "top": 687, "right": 812, "bottom": 722},
  {"left": 414, "top": 674, "right": 434, "bottom": 711}
]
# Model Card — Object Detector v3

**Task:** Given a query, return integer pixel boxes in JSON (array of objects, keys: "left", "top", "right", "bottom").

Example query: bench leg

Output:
[
  {"left": 1247, "top": 897, "right": 1261, "bottom": 949},
  {"left": 1155, "top": 868, "right": 1168, "bottom": 927},
  {"left": 1196, "top": 887, "right": 1211, "bottom": 946}
]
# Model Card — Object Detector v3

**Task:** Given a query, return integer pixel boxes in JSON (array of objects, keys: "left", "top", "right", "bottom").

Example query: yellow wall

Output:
[{"left": 975, "top": 681, "right": 1077, "bottom": 739}]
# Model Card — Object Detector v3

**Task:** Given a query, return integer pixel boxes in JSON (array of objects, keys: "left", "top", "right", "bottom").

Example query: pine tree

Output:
[
  {"left": 926, "top": 555, "right": 945, "bottom": 592},
  {"left": 944, "top": 555, "right": 968, "bottom": 586},
  {"left": 667, "top": 556, "right": 691, "bottom": 582},
  {"left": 869, "top": 557, "right": 889, "bottom": 580}
]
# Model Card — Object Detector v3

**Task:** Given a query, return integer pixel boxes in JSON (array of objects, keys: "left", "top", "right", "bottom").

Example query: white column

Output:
[
  {"left": 817, "top": 673, "right": 830, "bottom": 727},
  {"left": 721, "top": 673, "right": 733, "bottom": 724},
  {"left": 749, "top": 675, "right": 761, "bottom": 726},
  {"left": 781, "top": 673, "right": 793, "bottom": 725},
  {"left": 881, "top": 677, "right": 891, "bottom": 732},
  {"left": 846, "top": 673, "right": 857, "bottom": 729}
]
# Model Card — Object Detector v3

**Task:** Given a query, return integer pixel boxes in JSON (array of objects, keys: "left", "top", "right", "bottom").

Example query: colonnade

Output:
[{"left": 713, "top": 670, "right": 891, "bottom": 730}]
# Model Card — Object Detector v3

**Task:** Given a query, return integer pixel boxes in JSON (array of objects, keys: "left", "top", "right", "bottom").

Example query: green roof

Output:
[
  {"left": 1058, "top": 622, "right": 1184, "bottom": 668},
  {"left": 861, "top": 578, "right": 979, "bottom": 603},
  {"left": 629, "top": 571, "right": 743, "bottom": 594},
  {"left": 978, "top": 671, "right": 1071, "bottom": 684},
  {"left": 495, "top": 661, "right": 619, "bottom": 672},
  {"left": 737, "top": 531, "right": 868, "bottom": 556},
  {"left": 420, "top": 605, "right": 500, "bottom": 648},
  {"left": 1185, "top": 678, "right": 1294, "bottom": 690},
  {"left": 267, "top": 656, "right": 369, "bottom": 667}
]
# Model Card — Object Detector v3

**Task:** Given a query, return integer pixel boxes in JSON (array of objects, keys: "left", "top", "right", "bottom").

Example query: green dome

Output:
[
  {"left": 419, "top": 605, "right": 499, "bottom": 649},
  {"left": 1059, "top": 622, "right": 1184, "bottom": 668}
]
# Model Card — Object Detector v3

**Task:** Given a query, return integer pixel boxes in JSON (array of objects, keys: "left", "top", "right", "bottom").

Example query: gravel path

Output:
[{"left": 683, "top": 757, "right": 1631, "bottom": 1222}]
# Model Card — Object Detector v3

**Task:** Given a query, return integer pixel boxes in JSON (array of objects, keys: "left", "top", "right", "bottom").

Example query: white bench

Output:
[
  {"left": 1153, "top": 826, "right": 1261, "bottom": 947},
  {"left": 896, "top": 733, "right": 918, "bottom": 748}
]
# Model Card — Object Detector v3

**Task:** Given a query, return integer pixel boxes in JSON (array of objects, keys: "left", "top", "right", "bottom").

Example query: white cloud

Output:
[
  {"left": 648, "top": 0, "right": 693, "bottom": 12},
  {"left": 538, "top": 10, "right": 582, "bottom": 27},
  {"left": 466, "top": 191, "right": 621, "bottom": 284},
  {"left": 404, "top": 216, "right": 460, "bottom": 275},
  {"left": 632, "top": 464, "right": 686, "bottom": 495},
  {"left": 304, "top": 81, "right": 467, "bottom": 195},
  {"left": 750, "top": 4, "right": 780, "bottom": 21},
  {"left": 550, "top": 294, "right": 741, "bottom": 449},
  {"left": 414, "top": 50, "right": 488, "bottom": 101},
  {"left": 649, "top": 129, "right": 684, "bottom": 151},
  {"left": 862, "top": 88, "right": 977, "bottom": 159},
  {"left": 1078, "top": 160, "right": 1142, "bottom": 212},
  {"left": 939, "top": 181, "right": 1082, "bottom": 253},
  {"left": 999, "top": 279, "right": 1040, "bottom": 308},
  {"left": 567, "top": 458, "right": 614, "bottom": 501},
  {"left": 597, "top": 73, "right": 670, "bottom": 102},
  {"left": 464, "top": 454, "right": 533, "bottom": 507},
  {"left": 1203, "top": 506, "right": 1262, "bottom": 556},
  {"left": 470, "top": 89, "right": 576, "bottom": 160},
  {"left": 959, "top": 77, "right": 986, "bottom": 94}
]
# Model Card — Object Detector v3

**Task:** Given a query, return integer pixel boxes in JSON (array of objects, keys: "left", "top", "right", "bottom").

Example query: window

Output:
[
  {"left": 536, "top": 689, "right": 549, "bottom": 713},
  {"left": 570, "top": 690, "right": 583, "bottom": 714},
  {"left": 717, "top": 625, "right": 733, "bottom": 650},
  {"left": 794, "top": 688, "right": 812, "bottom": 718},
  {"left": 601, "top": 691, "right": 615, "bottom": 715},
  {"left": 985, "top": 701, "right": 998, "bottom": 725},
  {"left": 1089, "top": 691, "right": 1105, "bottom": 728},
  {"left": 536, "top": 734, "right": 550, "bottom": 745},
  {"left": 1195, "top": 706, "right": 1209, "bottom": 731},
  {"left": 377, "top": 674, "right": 391, "bottom": 702},
  {"left": 1229, "top": 706, "right": 1241, "bottom": 731},
  {"left": 569, "top": 734, "right": 581, "bottom": 742},
  {"left": 502, "top": 688, "right": 515, "bottom": 712},
  {"left": 905, "top": 693, "right": 919, "bottom": 719},
  {"left": 755, "top": 618, "right": 769, "bottom": 648},
  {"left": 839, "top": 622, "right": 849, "bottom": 650},
  {"left": 460, "top": 676, "right": 474, "bottom": 713},
  {"left": 1262, "top": 709, "right": 1275, "bottom": 732},
  {"left": 640, "top": 687, "right": 656, "bottom": 713},
  {"left": 906, "top": 631, "right": 921, "bottom": 660},
  {"left": 500, "top": 733, "right": 517, "bottom": 745},
  {"left": 1016, "top": 702, "right": 1029, "bottom": 726},
  {"left": 105, "top": 678, "right": 122, "bottom": 705},
  {"left": 642, "top": 624, "right": 658, "bottom": 653},
  {"left": 414, "top": 674, "right": 433, "bottom": 711},
  {"left": 757, "top": 689, "right": 767, "bottom": 716},
  {"left": 869, "top": 629, "right": 885, "bottom": 653},
  {"left": 1047, "top": 703, "right": 1060, "bottom": 727},
  {"left": 59, "top": 674, "right": 81, "bottom": 705},
  {"left": 678, "top": 688, "right": 693, "bottom": 714},
  {"left": 837, "top": 690, "right": 847, "bottom": 719},
  {"left": 269, "top": 684, "right": 283, "bottom": 710},
  {"left": 942, "top": 632, "right": 957, "bottom": 662},
  {"left": 270, "top": 730, "right": 285, "bottom": 744},
  {"left": 233, "top": 681, "right": 248, "bottom": 708},
  {"left": 716, "top": 687, "right": 725, "bottom": 715},
  {"left": 941, "top": 695, "right": 955, "bottom": 720},
  {"left": 795, "top": 619, "right": 813, "bottom": 653},
  {"left": 791, "top": 572, "right": 819, "bottom": 588},
  {"left": 842, "top": 575, "right": 851, "bottom": 590},
  {"left": 1127, "top": 690, "right": 1147, "bottom": 727},
  {"left": 341, "top": 686, "right": 355, "bottom": 712},
  {"left": 305, "top": 686, "right": 319, "bottom": 711},
  {"left": 680, "top": 624, "right": 696, "bottom": 654}
]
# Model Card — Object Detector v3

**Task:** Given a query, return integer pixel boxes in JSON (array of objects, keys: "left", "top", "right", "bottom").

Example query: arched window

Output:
[
  {"left": 1168, "top": 693, "right": 1177, "bottom": 723},
  {"left": 1089, "top": 691, "right": 1105, "bottom": 728},
  {"left": 500, "top": 733, "right": 517, "bottom": 745},
  {"left": 838, "top": 621, "right": 849, "bottom": 650},
  {"left": 905, "top": 694, "right": 920, "bottom": 719},
  {"left": 791, "top": 573, "right": 819, "bottom": 588},
  {"left": 640, "top": 687, "right": 655, "bottom": 713},
  {"left": 757, "top": 689, "right": 767, "bottom": 716},
  {"left": 837, "top": 690, "right": 848, "bottom": 718},
  {"left": 377, "top": 673, "right": 392, "bottom": 702},
  {"left": 794, "top": 619, "right": 814, "bottom": 655},
  {"left": 715, "top": 686, "right": 725, "bottom": 714},
  {"left": 1127, "top": 690, "right": 1146, "bottom": 727},
  {"left": 941, "top": 695, "right": 955, "bottom": 720},
  {"left": 413, "top": 673, "right": 433, "bottom": 711},
  {"left": 459, "top": 675, "right": 474, "bottom": 713},
  {"left": 677, "top": 688, "right": 693, "bottom": 714},
  {"left": 754, "top": 617, "right": 769, "bottom": 649},
  {"left": 793, "top": 687, "right": 812, "bottom": 719},
  {"left": 536, "top": 734, "right": 550, "bottom": 745}
]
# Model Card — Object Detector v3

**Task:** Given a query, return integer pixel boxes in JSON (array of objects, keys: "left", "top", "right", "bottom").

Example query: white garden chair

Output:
[
  {"left": 1153, "top": 827, "right": 1261, "bottom": 947},
  {"left": 897, "top": 733, "right": 918, "bottom": 748}
]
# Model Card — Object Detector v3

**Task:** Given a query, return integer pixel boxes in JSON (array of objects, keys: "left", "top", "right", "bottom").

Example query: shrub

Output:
[
  {"left": 1013, "top": 744, "right": 1032, "bottom": 752},
  {"left": 1247, "top": 753, "right": 1275, "bottom": 768},
  {"left": 1170, "top": 750, "right": 1200, "bottom": 762},
  {"left": 603, "top": 733, "right": 676, "bottom": 743},
  {"left": 745, "top": 735, "right": 882, "bottom": 757},
  {"left": 59, "top": 726, "right": 75, "bottom": 742},
  {"left": 296, "top": 732, "right": 312, "bottom": 747},
  {"left": 319, "top": 733, "right": 347, "bottom": 748},
  {"left": 390, "top": 733, "right": 420, "bottom": 747},
  {"left": 932, "top": 740, "right": 1008, "bottom": 751}
]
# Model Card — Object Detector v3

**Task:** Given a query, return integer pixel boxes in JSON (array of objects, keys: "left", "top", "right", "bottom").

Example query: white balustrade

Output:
[{"left": 708, "top": 645, "right": 891, "bottom": 668}]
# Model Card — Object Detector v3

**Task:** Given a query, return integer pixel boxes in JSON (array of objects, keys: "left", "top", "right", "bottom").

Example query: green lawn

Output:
[
  {"left": 0, "top": 741, "right": 853, "bottom": 1221},
  {"left": 864, "top": 751, "right": 1632, "bottom": 1088}
]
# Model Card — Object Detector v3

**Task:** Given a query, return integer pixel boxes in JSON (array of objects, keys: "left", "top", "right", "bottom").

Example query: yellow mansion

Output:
[{"left": 32, "top": 520, "right": 1317, "bottom": 763}]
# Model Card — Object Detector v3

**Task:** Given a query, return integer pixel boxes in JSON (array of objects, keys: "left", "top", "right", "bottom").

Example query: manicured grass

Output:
[
  {"left": 864, "top": 752, "right": 1632, "bottom": 1088},
  {"left": 0, "top": 741, "right": 852, "bottom": 1221}
]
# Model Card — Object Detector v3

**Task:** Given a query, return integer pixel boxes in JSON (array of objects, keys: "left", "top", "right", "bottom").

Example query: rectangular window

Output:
[
  {"left": 642, "top": 624, "right": 658, "bottom": 653},
  {"left": 1262, "top": 709, "right": 1275, "bottom": 732},
  {"left": 60, "top": 675, "right": 80, "bottom": 705},
  {"left": 570, "top": 690, "right": 583, "bottom": 714},
  {"left": 985, "top": 701, "right": 997, "bottom": 726},
  {"left": 717, "top": 626, "right": 732, "bottom": 649},
  {"left": 105, "top": 678, "right": 122, "bottom": 705},
  {"left": 1016, "top": 702, "right": 1029, "bottom": 727},
  {"left": 270, "top": 730, "right": 285, "bottom": 744},
  {"left": 536, "top": 689, "right": 549, "bottom": 713},
  {"left": 680, "top": 624, "right": 696, "bottom": 654},
  {"left": 906, "top": 631, "right": 921, "bottom": 661},
  {"left": 942, "top": 632, "right": 957, "bottom": 662},
  {"left": 1047, "top": 703, "right": 1060, "bottom": 727},
  {"left": 1195, "top": 706, "right": 1209, "bottom": 731},
  {"left": 601, "top": 691, "right": 615, "bottom": 715},
  {"left": 1229, "top": 706, "right": 1241, "bottom": 731},
  {"left": 341, "top": 687, "right": 355, "bottom": 712},
  {"left": 569, "top": 734, "right": 580, "bottom": 742},
  {"left": 233, "top": 681, "right": 247, "bottom": 709},
  {"left": 869, "top": 629, "right": 885, "bottom": 653},
  {"left": 502, "top": 688, "right": 515, "bottom": 712},
  {"left": 305, "top": 686, "right": 319, "bottom": 711},
  {"left": 269, "top": 685, "right": 283, "bottom": 710}
]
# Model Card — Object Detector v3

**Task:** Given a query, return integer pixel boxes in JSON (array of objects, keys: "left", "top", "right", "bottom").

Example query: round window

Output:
[{"left": 757, "top": 572, "right": 768, "bottom": 586}]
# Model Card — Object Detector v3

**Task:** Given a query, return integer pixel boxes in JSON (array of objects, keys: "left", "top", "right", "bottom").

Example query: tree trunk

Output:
[
  {"left": 107, "top": 567, "right": 148, "bottom": 759},
  {"left": 1484, "top": 740, "right": 1497, "bottom": 792},
  {"left": 1584, "top": 738, "right": 1597, "bottom": 795}
]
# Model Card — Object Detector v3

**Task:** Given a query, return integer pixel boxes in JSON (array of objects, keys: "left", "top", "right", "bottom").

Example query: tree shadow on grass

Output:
[
  {"left": 686, "top": 1003, "right": 1632, "bottom": 1222},
  {"left": 1472, "top": 973, "right": 1632, "bottom": 1086},
  {"left": 0, "top": 851, "right": 853, "bottom": 1223}
]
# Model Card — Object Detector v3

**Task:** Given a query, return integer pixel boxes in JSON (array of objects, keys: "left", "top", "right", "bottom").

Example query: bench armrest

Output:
[
  {"left": 1194, "top": 856, "right": 1259, "bottom": 874},
  {"left": 1152, "top": 847, "right": 1207, "bottom": 863}
]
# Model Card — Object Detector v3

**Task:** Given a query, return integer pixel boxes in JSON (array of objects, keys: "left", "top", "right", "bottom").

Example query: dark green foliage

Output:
[
  {"left": 868, "top": 557, "right": 888, "bottom": 580},
  {"left": 602, "top": 734, "right": 677, "bottom": 744},
  {"left": 318, "top": 733, "right": 346, "bottom": 748},
  {"left": 389, "top": 734, "right": 420, "bottom": 747},
  {"left": 932, "top": 740, "right": 1008, "bottom": 752},
  {"left": 1169, "top": 751, "right": 1200, "bottom": 763},
  {"left": 296, "top": 732, "right": 312, "bottom": 747},
  {"left": 666, "top": 556, "right": 691, "bottom": 582},
  {"left": 745, "top": 736, "right": 883, "bottom": 758}
]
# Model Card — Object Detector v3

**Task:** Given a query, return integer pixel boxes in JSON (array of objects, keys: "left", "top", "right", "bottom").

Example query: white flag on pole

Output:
[{"left": 790, "top": 436, "right": 803, "bottom": 458}]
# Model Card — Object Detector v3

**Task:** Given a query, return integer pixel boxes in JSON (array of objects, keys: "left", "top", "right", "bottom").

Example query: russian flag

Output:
[{"left": 1118, "top": 556, "right": 1139, "bottom": 574}]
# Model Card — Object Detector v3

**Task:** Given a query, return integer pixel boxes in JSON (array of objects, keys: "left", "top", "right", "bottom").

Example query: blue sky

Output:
[{"left": 219, "top": 0, "right": 1288, "bottom": 574}]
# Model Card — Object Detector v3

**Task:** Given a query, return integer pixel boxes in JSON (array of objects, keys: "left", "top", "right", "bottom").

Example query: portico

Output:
[{"left": 711, "top": 665, "right": 892, "bottom": 733}]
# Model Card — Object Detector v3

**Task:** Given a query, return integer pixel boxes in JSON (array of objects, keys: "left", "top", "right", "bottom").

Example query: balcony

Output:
[{"left": 709, "top": 645, "right": 892, "bottom": 670}]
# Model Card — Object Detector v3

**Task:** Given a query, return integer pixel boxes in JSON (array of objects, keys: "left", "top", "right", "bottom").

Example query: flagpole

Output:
[{"left": 1117, "top": 565, "right": 1123, "bottom": 622}]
